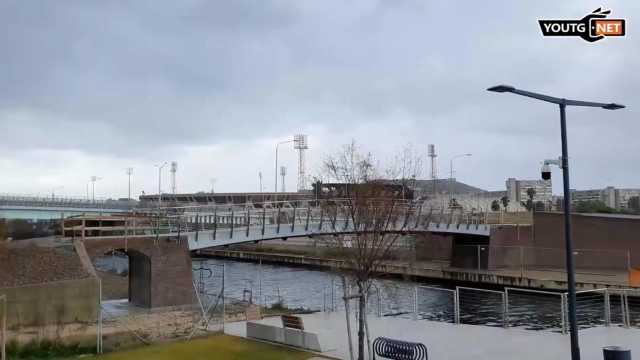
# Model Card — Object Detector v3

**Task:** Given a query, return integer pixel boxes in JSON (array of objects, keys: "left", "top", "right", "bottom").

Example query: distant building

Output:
[
  {"left": 505, "top": 178, "right": 552, "bottom": 206},
  {"left": 571, "top": 187, "right": 640, "bottom": 210}
]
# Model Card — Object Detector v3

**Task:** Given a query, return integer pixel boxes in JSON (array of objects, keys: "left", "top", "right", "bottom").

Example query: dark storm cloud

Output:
[{"left": 0, "top": 0, "right": 639, "bottom": 192}]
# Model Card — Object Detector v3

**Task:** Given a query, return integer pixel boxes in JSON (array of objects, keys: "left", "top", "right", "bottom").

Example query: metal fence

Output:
[
  {"left": 414, "top": 286, "right": 457, "bottom": 323},
  {"left": 457, "top": 286, "right": 506, "bottom": 328},
  {"left": 505, "top": 287, "right": 567, "bottom": 332},
  {"left": 412, "top": 285, "right": 640, "bottom": 333}
]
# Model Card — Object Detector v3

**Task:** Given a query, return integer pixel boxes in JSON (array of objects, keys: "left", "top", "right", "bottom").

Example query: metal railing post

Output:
[
  {"left": 504, "top": 290, "right": 509, "bottom": 328},
  {"left": 413, "top": 286, "right": 418, "bottom": 320},
  {"left": 520, "top": 246, "right": 525, "bottom": 278},
  {"left": 624, "top": 292, "right": 630, "bottom": 328},
  {"left": 230, "top": 208, "right": 234, "bottom": 239},
  {"left": 377, "top": 286, "right": 381, "bottom": 318},
  {"left": 195, "top": 214, "right": 199, "bottom": 242},
  {"left": 276, "top": 206, "right": 281, "bottom": 234},
  {"left": 502, "top": 292, "right": 508, "bottom": 328},
  {"left": 213, "top": 207, "right": 217, "bottom": 240},
  {"left": 604, "top": 289, "right": 611, "bottom": 327},
  {"left": 561, "top": 293, "right": 567, "bottom": 335},
  {"left": 246, "top": 209, "right": 250, "bottom": 237},
  {"left": 261, "top": 206, "right": 266, "bottom": 236},
  {"left": 291, "top": 206, "right": 296, "bottom": 232},
  {"left": 454, "top": 288, "right": 460, "bottom": 324}
]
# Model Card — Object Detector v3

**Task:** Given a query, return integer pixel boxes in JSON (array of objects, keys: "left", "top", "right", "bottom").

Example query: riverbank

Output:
[{"left": 195, "top": 248, "right": 633, "bottom": 291}]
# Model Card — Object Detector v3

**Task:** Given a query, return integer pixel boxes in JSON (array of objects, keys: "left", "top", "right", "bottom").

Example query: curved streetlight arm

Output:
[{"left": 488, "top": 84, "right": 625, "bottom": 109}]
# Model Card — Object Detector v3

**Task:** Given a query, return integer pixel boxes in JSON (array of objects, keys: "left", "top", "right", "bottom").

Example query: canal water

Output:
[
  {"left": 97, "top": 254, "right": 636, "bottom": 331},
  {"left": 192, "top": 257, "right": 634, "bottom": 332}
]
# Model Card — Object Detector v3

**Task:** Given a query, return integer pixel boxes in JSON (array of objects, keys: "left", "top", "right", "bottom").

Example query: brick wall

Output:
[
  {"left": 83, "top": 236, "right": 194, "bottom": 308},
  {"left": 533, "top": 212, "right": 640, "bottom": 269}
]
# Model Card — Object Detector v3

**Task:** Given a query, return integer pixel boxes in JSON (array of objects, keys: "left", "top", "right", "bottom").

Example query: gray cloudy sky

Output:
[{"left": 1, "top": 0, "right": 638, "bottom": 199}]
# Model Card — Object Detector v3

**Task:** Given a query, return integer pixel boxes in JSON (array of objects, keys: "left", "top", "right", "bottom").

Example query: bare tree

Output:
[
  {"left": 385, "top": 143, "right": 424, "bottom": 200},
  {"left": 321, "top": 141, "right": 419, "bottom": 360}
]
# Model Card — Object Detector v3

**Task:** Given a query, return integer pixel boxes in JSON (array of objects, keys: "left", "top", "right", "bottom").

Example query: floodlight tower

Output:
[
  {"left": 90, "top": 176, "right": 102, "bottom": 203},
  {"left": 428, "top": 144, "right": 437, "bottom": 195},
  {"left": 170, "top": 161, "right": 178, "bottom": 195},
  {"left": 294, "top": 134, "right": 309, "bottom": 191},
  {"left": 280, "top": 166, "right": 287, "bottom": 192}
]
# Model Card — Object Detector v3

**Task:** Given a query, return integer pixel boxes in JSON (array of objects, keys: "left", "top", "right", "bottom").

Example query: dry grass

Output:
[{"left": 88, "top": 334, "right": 321, "bottom": 360}]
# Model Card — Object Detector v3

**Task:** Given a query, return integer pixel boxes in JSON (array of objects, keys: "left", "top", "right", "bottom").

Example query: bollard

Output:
[{"left": 603, "top": 346, "right": 631, "bottom": 360}]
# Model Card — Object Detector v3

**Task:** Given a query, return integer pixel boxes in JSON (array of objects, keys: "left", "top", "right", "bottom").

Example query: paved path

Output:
[{"left": 226, "top": 312, "right": 640, "bottom": 360}]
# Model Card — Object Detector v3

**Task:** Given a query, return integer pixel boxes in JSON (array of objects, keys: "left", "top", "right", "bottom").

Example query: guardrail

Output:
[{"left": 413, "top": 285, "right": 639, "bottom": 333}]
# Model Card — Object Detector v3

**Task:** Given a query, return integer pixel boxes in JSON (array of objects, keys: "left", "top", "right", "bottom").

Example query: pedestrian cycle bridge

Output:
[{"left": 139, "top": 199, "right": 493, "bottom": 251}]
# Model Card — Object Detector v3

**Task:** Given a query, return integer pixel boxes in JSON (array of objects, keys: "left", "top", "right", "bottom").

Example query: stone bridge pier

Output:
[{"left": 82, "top": 236, "right": 194, "bottom": 308}]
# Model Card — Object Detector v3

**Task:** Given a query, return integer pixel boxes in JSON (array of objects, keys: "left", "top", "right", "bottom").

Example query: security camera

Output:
[
  {"left": 541, "top": 158, "right": 561, "bottom": 181},
  {"left": 541, "top": 164, "right": 551, "bottom": 180}
]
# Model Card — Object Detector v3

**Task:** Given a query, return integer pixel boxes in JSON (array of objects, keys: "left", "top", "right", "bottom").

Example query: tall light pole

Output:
[
  {"left": 155, "top": 162, "right": 168, "bottom": 206},
  {"left": 90, "top": 176, "right": 102, "bottom": 203},
  {"left": 449, "top": 154, "right": 472, "bottom": 202},
  {"left": 488, "top": 84, "right": 624, "bottom": 360},
  {"left": 275, "top": 139, "right": 294, "bottom": 193},
  {"left": 126, "top": 167, "right": 133, "bottom": 201}
]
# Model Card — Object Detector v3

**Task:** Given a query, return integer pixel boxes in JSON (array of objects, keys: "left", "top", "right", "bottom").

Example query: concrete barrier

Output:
[{"left": 246, "top": 321, "right": 325, "bottom": 352}]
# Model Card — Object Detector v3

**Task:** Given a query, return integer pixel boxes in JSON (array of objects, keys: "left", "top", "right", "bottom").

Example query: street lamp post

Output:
[
  {"left": 449, "top": 154, "right": 472, "bottom": 202},
  {"left": 126, "top": 168, "right": 133, "bottom": 201},
  {"left": 488, "top": 84, "right": 624, "bottom": 360},
  {"left": 155, "top": 162, "right": 168, "bottom": 207},
  {"left": 275, "top": 139, "right": 294, "bottom": 193}
]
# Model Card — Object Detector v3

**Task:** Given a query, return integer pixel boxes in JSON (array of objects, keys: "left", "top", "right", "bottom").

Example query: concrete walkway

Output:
[{"left": 225, "top": 312, "right": 640, "bottom": 360}]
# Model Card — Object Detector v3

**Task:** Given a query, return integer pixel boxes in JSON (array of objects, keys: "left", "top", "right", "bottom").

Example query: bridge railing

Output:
[{"left": 68, "top": 199, "right": 532, "bottom": 241}]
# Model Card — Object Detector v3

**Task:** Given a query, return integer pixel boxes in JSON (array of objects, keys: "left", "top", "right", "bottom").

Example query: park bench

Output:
[
  {"left": 373, "top": 337, "right": 428, "bottom": 360},
  {"left": 281, "top": 314, "right": 305, "bottom": 331}
]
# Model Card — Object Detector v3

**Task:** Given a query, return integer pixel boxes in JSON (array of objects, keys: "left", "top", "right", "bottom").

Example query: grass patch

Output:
[{"left": 83, "top": 334, "right": 320, "bottom": 360}]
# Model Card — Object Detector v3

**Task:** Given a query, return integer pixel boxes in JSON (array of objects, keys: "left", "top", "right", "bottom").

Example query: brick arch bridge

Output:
[{"left": 81, "top": 236, "right": 193, "bottom": 308}]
